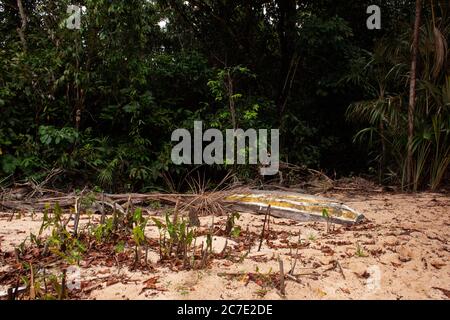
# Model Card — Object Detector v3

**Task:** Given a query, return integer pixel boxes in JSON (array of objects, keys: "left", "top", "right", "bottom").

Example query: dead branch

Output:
[
  {"left": 258, "top": 205, "right": 271, "bottom": 252},
  {"left": 278, "top": 255, "right": 286, "bottom": 296}
]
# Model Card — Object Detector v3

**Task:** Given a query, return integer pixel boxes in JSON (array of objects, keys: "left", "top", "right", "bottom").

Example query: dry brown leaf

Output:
[
  {"left": 430, "top": 261, "right": 446, "bottom": 270},
  {"left": 433, "top": 287, "right": 450, "bottom": 298},
  {"left": 340, "top": 287, "right": 351, "bottom": 294},
  {"left": 140, "top": 276, "right": 164, "bottom": 293}
]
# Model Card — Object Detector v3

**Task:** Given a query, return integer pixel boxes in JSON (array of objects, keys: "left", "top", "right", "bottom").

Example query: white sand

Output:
[{"left": 1, "top": 191, "right": 449, "bottom": 300}]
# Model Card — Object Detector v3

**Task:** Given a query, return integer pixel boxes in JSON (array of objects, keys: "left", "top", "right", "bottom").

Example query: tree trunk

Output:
[
  {"left": 275, "top": 0, "right": 297, "bottom": 124},
  {"left": 16, "top": 0, "right": 27, "bottom": 51},
  {"left": 406, "top": 0, "right": 422, "bottom": 190},
  {"left": 226, "top": 70, "right": 237, "bottom": 130}
]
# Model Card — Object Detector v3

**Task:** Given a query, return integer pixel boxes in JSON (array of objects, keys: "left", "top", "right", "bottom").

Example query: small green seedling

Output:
[
  {"left": 152, "top": 211, "right": 197, "bottom": 269},
  {"left": 322, "top": 208, "right": 332, "bottom": 233},
  {"left": 225, "top": 212, "right": 241, "bottom": 237},
  {"left": 131, "top": 208, "right": 148, "bottom": 267},
  {"left": 355, "top": 243, "right": 368, "bottom": 257},
  {"left": 308, "top": 233, "right": 316, "bottom": 241}
]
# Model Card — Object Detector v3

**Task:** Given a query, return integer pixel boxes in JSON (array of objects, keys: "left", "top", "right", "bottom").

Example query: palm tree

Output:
[
  {"left": 346, "top": 2, "right": 449, "bottom": 191},
  {"left": 406, "top": 0, "right": 423, "bottom": 190}
]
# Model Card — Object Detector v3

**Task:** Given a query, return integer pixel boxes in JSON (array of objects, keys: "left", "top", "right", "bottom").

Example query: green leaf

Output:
[{"left": 1, "top": 154, "right": 19, "bottom": 174}]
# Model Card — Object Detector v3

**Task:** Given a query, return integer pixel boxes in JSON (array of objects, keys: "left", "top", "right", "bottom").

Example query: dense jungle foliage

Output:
[{"left": 0, "top": 0, "right": 449, "bottom": 192}]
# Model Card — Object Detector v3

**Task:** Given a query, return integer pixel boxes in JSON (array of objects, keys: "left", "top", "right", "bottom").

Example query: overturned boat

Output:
[{"left": 224, "top": 190, "right": 364, "bottom": 225}]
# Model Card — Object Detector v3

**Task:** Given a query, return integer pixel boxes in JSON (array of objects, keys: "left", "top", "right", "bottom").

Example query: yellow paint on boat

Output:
[{"left": 224, "top": 192, "right": 361, "bottom": 222}]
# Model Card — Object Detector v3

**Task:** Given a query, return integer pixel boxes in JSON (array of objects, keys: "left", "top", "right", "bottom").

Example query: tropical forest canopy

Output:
[{"left": 0, "top": 0, "right": 449, "bottom": 192}]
